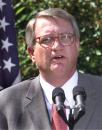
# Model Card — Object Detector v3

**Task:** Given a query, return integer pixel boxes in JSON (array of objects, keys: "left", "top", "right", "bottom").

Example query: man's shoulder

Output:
[
  {"left": 79, "top": 72, "right": 102, "bottom": 82},
  {"left": 0, "top": 77, "right": 33, "bottom": 93},
  {"left": 78, "top": 72, "right": 102, "bottom": 91},
  {"left": 0, "top": 77, "right": 39, "bottom": 106}
]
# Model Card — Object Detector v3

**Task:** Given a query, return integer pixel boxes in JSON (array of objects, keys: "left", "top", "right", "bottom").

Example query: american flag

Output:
[{"left": 0, "top": 0, "right": 21, "bottom": 90}]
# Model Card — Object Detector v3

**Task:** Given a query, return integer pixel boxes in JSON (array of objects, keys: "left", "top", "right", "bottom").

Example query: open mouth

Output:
[{"left": 52, "top": 55, "right": 64, "bottom": 60}]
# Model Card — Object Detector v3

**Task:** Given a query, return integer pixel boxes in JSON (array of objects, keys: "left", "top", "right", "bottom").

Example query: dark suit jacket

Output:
[{"left": 0, "top": 72, "right": 102, "bottom": 130}]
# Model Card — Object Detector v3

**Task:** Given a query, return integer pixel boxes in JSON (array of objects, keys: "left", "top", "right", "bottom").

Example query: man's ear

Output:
[{"left": 27, "top": 47, "right": 35, "bottom": 63}]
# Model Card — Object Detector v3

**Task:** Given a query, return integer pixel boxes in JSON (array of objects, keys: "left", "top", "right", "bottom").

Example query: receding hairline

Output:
[
  {"left": 34, "top": 8, "right": 80, "bottom": 38},
  {"left": 34, "top": 15, "right": 75, "bottom": 35},
  {"left": 34, "top": 8, "right": 75, "bottom": 27}
]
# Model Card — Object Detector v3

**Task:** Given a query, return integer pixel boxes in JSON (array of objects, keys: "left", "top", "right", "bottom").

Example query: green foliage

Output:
[{"left": 13, "top": 0, "right": 102, "bottom": 80}]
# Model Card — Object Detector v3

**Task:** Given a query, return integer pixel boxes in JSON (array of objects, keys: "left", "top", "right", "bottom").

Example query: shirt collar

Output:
[{"left": 40, "top": 71, "right": 78, "bottom": 107}]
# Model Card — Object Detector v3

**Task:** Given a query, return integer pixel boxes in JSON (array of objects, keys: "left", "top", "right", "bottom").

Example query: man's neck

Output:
[{"left": 40, "top": 70, "right": 76, "bottom": 87}]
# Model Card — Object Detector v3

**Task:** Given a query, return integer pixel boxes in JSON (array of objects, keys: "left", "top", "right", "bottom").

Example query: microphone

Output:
[
  {"left": 52, "top": 87, "right": 65, "bottom": 111},
  {"left": 73, "top": 86, "right": 86, "bottom": 119},
  {"left": 52, "top": 87, "right": 69, "bottom": 125}
]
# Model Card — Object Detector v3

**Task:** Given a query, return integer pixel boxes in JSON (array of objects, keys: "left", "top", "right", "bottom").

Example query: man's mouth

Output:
[{"left": 52, "top": 55, "right": 65, "bottom": 60}]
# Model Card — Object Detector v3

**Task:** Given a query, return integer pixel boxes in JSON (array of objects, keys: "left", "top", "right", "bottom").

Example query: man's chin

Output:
[{"left": 51, "top": 64, "right": 65, "bottom": 72}]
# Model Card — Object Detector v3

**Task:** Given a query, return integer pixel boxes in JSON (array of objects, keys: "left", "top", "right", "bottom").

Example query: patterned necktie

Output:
[{"left": 52, "top": 104, "right": 67, "bottom": 130}]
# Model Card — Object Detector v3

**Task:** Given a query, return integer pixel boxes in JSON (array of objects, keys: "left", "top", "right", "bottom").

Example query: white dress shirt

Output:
[{"left": 40, "top": 71, "right": 78, "bottom": 128}]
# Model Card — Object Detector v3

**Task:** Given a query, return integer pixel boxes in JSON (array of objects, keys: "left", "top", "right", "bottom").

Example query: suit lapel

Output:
[
  {"left": 24, "top": 76, "right": 51, "bottom": 130},
  {"left": 74, "top": 73, "right": 97, "bottom": 130}
]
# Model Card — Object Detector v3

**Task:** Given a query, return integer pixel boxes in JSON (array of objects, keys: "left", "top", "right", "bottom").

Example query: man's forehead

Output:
[
  {"left": 34, "top": 16, "right": 73, "bottom": 38},
  {"left": 36, "top": 16, "right": 57, "bottom": 24},
  {"left": 35, "top": 16, "right": 70, "bottom": 28}
]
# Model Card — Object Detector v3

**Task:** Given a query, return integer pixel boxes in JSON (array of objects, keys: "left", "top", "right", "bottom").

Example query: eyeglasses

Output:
[{"left": 35, "top": 33, "right": 75, "bottom": 48}]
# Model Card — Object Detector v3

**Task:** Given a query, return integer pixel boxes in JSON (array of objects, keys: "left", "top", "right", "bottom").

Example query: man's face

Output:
[{"left": 30, "top": 17, "right": 79, "bottom": 79}]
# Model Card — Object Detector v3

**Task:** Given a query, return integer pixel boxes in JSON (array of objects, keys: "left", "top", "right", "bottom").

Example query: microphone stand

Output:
[
  {"left": 57, "top": 104, "right": 85, "bottom": 130},
  {"left": 57, "top": 105, "right": 74, "bottom": 129}
]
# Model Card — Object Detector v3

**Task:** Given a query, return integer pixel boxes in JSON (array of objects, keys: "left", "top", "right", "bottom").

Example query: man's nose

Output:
[{"left": 51, "top": 38, "right": 63, "bottom": 50}]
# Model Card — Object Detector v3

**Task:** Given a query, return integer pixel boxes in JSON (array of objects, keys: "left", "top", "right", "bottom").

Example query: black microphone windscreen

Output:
[
  {"left": 73, "top": 86, "right": 86, "bottom": 101},
  {"left": 52, "top": 87, "right": 65, "bottom": 104}
]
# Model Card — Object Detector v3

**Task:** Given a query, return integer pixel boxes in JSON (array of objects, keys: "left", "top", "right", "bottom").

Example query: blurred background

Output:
[{"left": 13, "top": 0, "right": 102, "bottom": 80}]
